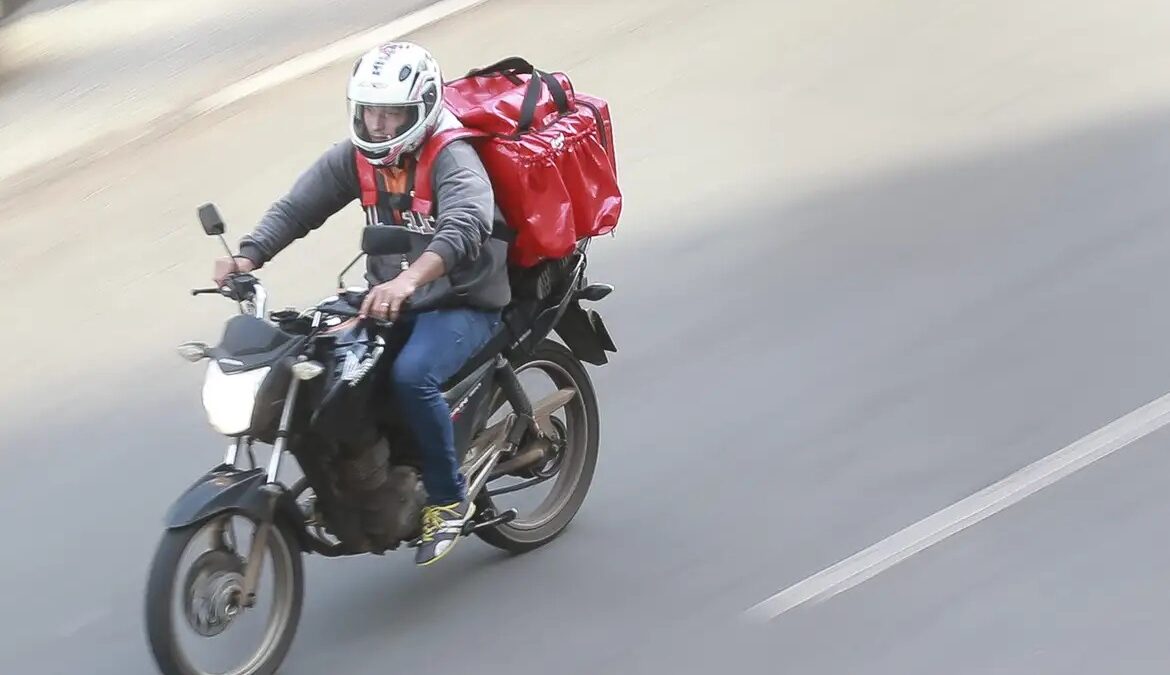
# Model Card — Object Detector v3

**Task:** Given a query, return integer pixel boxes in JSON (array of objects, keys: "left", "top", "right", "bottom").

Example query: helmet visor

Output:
[{"left": 352, "top": 102, "right": 423, "bottom": 145}]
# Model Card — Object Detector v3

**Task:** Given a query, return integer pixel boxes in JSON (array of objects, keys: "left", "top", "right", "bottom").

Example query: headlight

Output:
[{"left": 201, "top": 361, "right": 271, "bottom": 435}]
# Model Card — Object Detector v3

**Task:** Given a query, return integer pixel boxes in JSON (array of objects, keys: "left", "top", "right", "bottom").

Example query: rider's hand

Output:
[
  {"left": 212, "top": 256, "right": 257, "bottom": 286},
  {"left": 360, "top": 275, "right": 417, "bottom": 321}
]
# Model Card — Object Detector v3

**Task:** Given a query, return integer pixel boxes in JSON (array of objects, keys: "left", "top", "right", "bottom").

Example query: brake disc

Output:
[{"left": 182, "top": 549, "right": 246, "bottom": 637}]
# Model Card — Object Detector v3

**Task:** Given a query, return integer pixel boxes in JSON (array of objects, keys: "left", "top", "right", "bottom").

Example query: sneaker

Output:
[{"left": 415, "top": 499, "right": 476, "bottom": 566}]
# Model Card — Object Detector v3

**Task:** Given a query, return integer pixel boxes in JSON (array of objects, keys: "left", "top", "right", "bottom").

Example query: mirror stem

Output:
[
  {"left": 216, "top": 234, "right": 238, "bottom": 272},
  {"left": 337, "top": 252, "right": 365, "bottom": 290}
]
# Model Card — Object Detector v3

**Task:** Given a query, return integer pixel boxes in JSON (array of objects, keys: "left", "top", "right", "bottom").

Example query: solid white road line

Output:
[
  {"left": 191, "top": 0, "right": 490, "bottom": 116},
  {"left": 744, "top": 389, "right": 1170, "bottom": 622}
]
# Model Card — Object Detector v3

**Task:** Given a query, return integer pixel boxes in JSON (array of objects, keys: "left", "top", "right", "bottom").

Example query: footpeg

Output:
[{"left": 462, "top": 508, "right": 518, "bottom": 536}]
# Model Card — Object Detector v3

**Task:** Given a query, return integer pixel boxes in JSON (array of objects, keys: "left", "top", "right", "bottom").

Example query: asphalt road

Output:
[{"left": 2, "top": 0, "right": 1170, "bottom": 673}]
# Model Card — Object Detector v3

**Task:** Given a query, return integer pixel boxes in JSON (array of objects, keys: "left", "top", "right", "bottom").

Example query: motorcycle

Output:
[{"left": 143, "top": 203, "right": 617, "bottom": 675}]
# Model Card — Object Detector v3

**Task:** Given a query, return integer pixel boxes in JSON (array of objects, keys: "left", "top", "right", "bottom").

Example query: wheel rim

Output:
[
  {"left": 484, "top": 358, "right": 590, "bottom": 530},
  {"left": 170, "top": 515, "right": 298, "bottom": 675}
]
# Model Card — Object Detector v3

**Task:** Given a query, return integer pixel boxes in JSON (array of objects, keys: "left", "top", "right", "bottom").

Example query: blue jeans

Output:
[{"left": 390, "top": 308, "right": 500, "bottom": 505}]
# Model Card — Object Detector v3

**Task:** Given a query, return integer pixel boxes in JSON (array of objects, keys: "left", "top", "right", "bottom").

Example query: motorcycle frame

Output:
[{"left": 163, "top": 244, "right": 615, "bottom": 582}]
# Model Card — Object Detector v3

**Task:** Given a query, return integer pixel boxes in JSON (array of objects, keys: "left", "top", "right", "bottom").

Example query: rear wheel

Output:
[{"left": 475, "top": 339, "right": 600, "bottom": 553}]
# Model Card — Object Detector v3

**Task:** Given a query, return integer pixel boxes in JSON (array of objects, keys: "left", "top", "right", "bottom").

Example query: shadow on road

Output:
[{"left": 2, "top": 105, "right": 1170, "bottom": 674}]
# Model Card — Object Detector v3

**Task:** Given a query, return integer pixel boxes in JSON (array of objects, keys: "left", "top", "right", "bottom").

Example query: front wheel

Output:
[
  {"left": 144, "top": 513, "right": 304, "bottom": 675},
  {"left": 475, "top": 339, "right": 601, "bottom": 553}
]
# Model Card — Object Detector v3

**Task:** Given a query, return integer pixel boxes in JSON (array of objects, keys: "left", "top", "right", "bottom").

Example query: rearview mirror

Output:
[
  {"left": 198, "top": 203, "right": 226, "bottom": 236},
  {"left": 361, "top": 226, "right": 412, "bottom": 256}
]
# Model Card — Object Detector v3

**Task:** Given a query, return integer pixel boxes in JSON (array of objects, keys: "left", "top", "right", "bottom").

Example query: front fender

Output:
[{"left": 165, "top": 466, "right": 277, "bottom": 529}]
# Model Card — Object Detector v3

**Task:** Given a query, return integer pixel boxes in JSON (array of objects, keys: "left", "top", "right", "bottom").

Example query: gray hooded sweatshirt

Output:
[{"left": 238, "top": 135, "right": 511, "bottom": 311}]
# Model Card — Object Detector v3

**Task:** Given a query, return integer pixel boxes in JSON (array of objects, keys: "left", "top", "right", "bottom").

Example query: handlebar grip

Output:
[
  {"left": 191, "top": 287, "right": 222, "bottom": 296},
  {"left": 324, "top": 304, "right": 395, "bottom": 329}
]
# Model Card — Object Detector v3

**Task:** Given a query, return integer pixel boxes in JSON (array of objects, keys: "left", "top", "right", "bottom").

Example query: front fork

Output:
[{"left": 225, "top": 376, "right": 303, "bottom": 608}]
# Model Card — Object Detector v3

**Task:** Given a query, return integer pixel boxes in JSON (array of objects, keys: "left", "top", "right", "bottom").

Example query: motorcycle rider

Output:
[{"left": 211, "top": 41, "right": 511, "bottom": 566}]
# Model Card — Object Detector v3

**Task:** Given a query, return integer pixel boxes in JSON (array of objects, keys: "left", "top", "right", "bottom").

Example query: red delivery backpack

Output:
[{"left": 358, "top": 57, "right": 623, "bottom": 267}]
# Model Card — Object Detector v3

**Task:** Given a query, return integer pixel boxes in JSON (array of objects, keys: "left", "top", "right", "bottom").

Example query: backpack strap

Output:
[
  {"left": 353, "top": 130, "right": 500, "bottom": 237},
  {"left": 355, "top": 148, "right": 379, "bottom": 208},
  {"left": 353, "top": 148, "right": 416, "bottom": 226},
  {"left": 413, "top": 128, "right": 491, "bottom": 213}
]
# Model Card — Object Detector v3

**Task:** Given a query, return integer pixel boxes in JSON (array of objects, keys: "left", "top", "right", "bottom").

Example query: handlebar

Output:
[
  {"left": 192, "top": 275, "right": 405, "bottom": 329},
  {"left": 317, "top": 297, "right": 400, "bottom": 329},
  {"left": 191, "top": 273, "right": 267, "bottom": 318}
]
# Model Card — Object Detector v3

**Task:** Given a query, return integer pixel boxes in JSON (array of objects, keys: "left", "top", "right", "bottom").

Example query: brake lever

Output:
[{"left": 191, "top": 287, "right": 223, "bottom": 296}]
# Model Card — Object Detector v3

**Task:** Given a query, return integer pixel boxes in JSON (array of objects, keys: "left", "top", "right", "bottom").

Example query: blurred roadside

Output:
[
  {"left": 3, "top": 0, "right": 78, "bottom": 21},
  {"left": 0, "top": 0, "right": 436, "bottom": 190},
  {"left": 0, "top": 0, "right": 34, "bottom": 22}
]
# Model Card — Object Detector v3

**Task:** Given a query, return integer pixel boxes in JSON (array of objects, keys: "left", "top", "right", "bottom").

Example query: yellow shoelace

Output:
[{"left": 420, "top": 504, "right": 460, "bottom": 542}]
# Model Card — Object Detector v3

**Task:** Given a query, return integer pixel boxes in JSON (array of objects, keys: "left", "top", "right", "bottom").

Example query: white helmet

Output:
[{"left": 347, "top": 42, "right": 444, "bottom": 166}]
